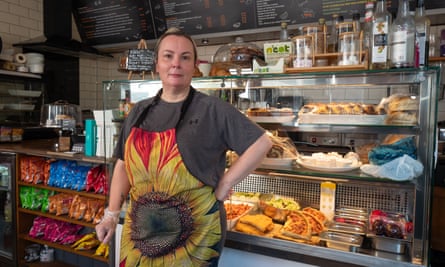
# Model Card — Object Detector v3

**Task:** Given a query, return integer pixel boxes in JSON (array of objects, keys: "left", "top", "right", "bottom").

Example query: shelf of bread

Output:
[{"left": 297, "top": 94, "right": 419, "bottom": 126}]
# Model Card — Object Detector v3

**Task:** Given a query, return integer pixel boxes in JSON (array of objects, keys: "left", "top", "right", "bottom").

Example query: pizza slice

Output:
[
  {"left": 302, "top": 207, "right": 327, "bottom": 224},
  {"left": 302, "top": 211, "right": 325, "bottom": 235},
  {"left": 281, "top": 211, "right": 312, "bottom": 240}
]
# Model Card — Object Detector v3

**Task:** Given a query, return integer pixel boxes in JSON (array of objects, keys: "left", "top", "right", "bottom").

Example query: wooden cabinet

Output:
[{"left": 14, "top": 149, "right": 110, "bottom": 267}]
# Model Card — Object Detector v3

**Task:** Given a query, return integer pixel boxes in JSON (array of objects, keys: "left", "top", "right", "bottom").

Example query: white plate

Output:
[
  {"left": 296, "top": 158, "right": 361, "bottom": 172},
  {"left": 8, "top": 89, "right": 42, "bottom": 97},
  {"left": 248, "top": 115, "right": 295, "bottom": 123},
  {"left": 262, "top": 157, "right": 296, "bottom": 166}
]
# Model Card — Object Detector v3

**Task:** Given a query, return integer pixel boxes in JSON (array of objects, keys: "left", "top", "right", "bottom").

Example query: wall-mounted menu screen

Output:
[
  {"left": 72, "top": 0, "right": 437, "bottom": 47},
  {"left": 72, "top": 0, "right": 156, "bottom": 46},
  {"left": 150, "top": 0, "right": 256, "bottom": 36},
  {"left": 255, "top": 0, "right": 396, "bottom": 27}
]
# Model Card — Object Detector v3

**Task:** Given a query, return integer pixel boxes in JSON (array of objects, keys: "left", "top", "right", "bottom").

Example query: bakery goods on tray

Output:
[
  {"left": 299, "top": 102, "right": 384, "bottom": 115},
  {"left": 247, "top": 107, "right": 293, "bottom": 116}
]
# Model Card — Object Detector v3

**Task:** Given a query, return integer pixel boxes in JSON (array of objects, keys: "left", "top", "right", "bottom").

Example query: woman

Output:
[{"left": 95, "top": 27, "right": 272, "bottom": 266}]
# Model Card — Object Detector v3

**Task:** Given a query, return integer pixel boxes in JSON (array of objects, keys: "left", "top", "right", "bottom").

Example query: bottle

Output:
[
  {"left": 390, "top": 0, "right": 415, "bottom": 68},
  {"left": 327, "top": 14, "right": 344, "bottom": 53},
  {"left": 280, "top": 21, "right": 289, "bottom": 41},
  {"left": 370, "top": 0, "right": 392, "bottom": 69},
  {"left": 415, "top": 0, "right": 430, "bottom": 68},
  {"left": 352, "top": 13, "right": 361, "bottom": 33},
  {"left": 363, "top": 1, "right": 375, "bottom": 64}
]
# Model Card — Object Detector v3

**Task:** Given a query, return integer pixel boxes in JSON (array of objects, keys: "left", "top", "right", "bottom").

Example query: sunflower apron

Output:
[{"left": 119, "top": 89, "right": 222, "bottom": 267}]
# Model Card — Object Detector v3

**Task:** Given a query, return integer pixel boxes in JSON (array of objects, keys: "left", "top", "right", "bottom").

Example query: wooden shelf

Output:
[
  {"left": 18, "top": 208, "right": 99, "bottom": 228},
  {"left": 19, "top": 260, "right": 77, "bottom": 267},
  {"left": 17, "top": 181, "right": 107, "bottom": 200},
  {"left": 285, "top": 63, "right": 368, "bottom": 73},
  {"left": 18, "top": 234, "right": 108, "bottom": 263}
]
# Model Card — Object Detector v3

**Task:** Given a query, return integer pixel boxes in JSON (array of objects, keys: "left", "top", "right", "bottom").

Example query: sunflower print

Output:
[{"left": 120, "top": 127, "right": 221, "bottom": 267}]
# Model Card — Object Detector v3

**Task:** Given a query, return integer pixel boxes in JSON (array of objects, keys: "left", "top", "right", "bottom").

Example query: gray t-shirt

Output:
[{"left": 114, "top": 90, "right": 265, "bottom": 188}]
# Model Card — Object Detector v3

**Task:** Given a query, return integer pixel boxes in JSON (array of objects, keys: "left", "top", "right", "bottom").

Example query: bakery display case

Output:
[{"left": 102, "top": 67, "right": 439, "bottom": 267}]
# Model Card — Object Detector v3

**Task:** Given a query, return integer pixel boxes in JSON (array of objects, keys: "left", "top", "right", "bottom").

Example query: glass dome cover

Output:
[{"left": 213, "top": 37, "right": 264, "bottom": 68}]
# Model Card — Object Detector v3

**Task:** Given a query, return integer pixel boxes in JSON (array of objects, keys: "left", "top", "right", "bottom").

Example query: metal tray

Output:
[
  {"left": 326, "top": 221, "right": 366, "bottom": 235},
  {"left": 320, "top": 231, "right": 363, "bottom": 252},
  {"left": 368, "top": 234, "right": 411, "bottom": 254}
]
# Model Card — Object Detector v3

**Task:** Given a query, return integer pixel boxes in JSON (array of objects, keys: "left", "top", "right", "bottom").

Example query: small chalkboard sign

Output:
[{"left": 127, "top": 49, "right": 154, "bottom": 71}]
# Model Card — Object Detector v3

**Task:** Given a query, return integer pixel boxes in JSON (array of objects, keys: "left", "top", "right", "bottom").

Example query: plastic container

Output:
[
  {"left": 369, "top": 210, "right": 413, "bottom": 239},
  {"left": 320, "top": 231, "right": 363, "bottom": 252}
]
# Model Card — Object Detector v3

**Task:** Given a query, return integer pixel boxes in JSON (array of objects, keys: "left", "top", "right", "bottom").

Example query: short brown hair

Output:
[{"left": 154, "top": 27, "right": 198, "bottom": 63}]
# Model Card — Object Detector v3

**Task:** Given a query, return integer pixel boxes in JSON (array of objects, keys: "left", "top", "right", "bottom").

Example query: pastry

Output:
[
  {"left": 267, "top": 144, "right": 285, "bottom": 158},
  {"left": 385, "top": 111, "right": 418, "bottom": 125},
  {"left": 239, "top": 214, "right": 274, "bottom": 232},
  {"left": 388, "top": 95, "right": 419, "bottom": 111},
  {"left": 301, "top": 211, "right": 325, "bottom": 235},
  {"left": 281, "top": 211, "right": 311, "bottom": 240},
  {"left": 302, "top": 207, "right": 327, "bottom": 224}
]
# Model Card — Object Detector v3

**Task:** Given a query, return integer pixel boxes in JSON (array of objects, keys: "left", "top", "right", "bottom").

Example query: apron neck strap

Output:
[{"left": 134, "top": 87, "right": 196, "bottom": 129}]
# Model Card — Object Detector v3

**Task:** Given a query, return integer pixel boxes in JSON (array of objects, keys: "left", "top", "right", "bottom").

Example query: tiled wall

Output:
[{"left": 2, "top": 0, "right": 445, "bottom": 121}]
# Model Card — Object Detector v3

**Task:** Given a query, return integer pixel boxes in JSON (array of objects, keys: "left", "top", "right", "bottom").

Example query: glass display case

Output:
[
  {"left": 0, "top": 70, "right": 44, "bottom": 128},
  {"left": 102, "top": 68, "right": 439, "bottom": 267}
]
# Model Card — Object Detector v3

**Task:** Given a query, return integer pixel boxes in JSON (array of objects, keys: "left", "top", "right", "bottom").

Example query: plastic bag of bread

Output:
[
  {"left": 368, "top": 135, "right": 416, "bottom": 165},
  {"left": 378, "top": 94, "right": 419, "bottom": 125},
  {"left": 266, "top": 134, "right": 299, "bottom": 159},
  {"left": 360, "top": 154, "right": 423, "bottom": 181}
]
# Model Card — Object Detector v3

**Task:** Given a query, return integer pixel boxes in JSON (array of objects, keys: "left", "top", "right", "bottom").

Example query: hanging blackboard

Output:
[{"left": 127, "top": 49, "right": 154, "bottom": 72}]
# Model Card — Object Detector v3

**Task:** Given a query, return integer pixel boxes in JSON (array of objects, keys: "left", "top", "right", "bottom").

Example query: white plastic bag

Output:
[{"left": 360, "top": 154, "right": 423, "bottom": 181}]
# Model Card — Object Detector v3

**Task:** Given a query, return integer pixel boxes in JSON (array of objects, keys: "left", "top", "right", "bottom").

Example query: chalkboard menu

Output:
[
  {"left": 72, "top": 0, "right": 156, "bottom": 46},
  {"left": 72, "top": 0, "right": 440, "bottom": 47},
  {"left": 127, "top": 49, "right": 154, "bottom": 71}
]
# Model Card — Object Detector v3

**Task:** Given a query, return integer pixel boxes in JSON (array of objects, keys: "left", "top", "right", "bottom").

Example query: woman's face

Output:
[{"left": 156, "top": 35, "right": 196, "bottom": 90}]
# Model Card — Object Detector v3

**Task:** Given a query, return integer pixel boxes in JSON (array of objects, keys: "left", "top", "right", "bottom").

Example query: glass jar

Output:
[
  {"left": 338, "top": 32, "right": 361, "bottom": 65},
  {"left": 304, "top": 25, "right": 326, "bottom": 54},
  {"left": 292, "top": 35, "right": 314, "bottom": 68}
]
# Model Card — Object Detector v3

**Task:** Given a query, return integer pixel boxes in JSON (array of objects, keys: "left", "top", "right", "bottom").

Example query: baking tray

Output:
[{"left": 298, "top": 114, "right": 386, "bottom": 125}]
